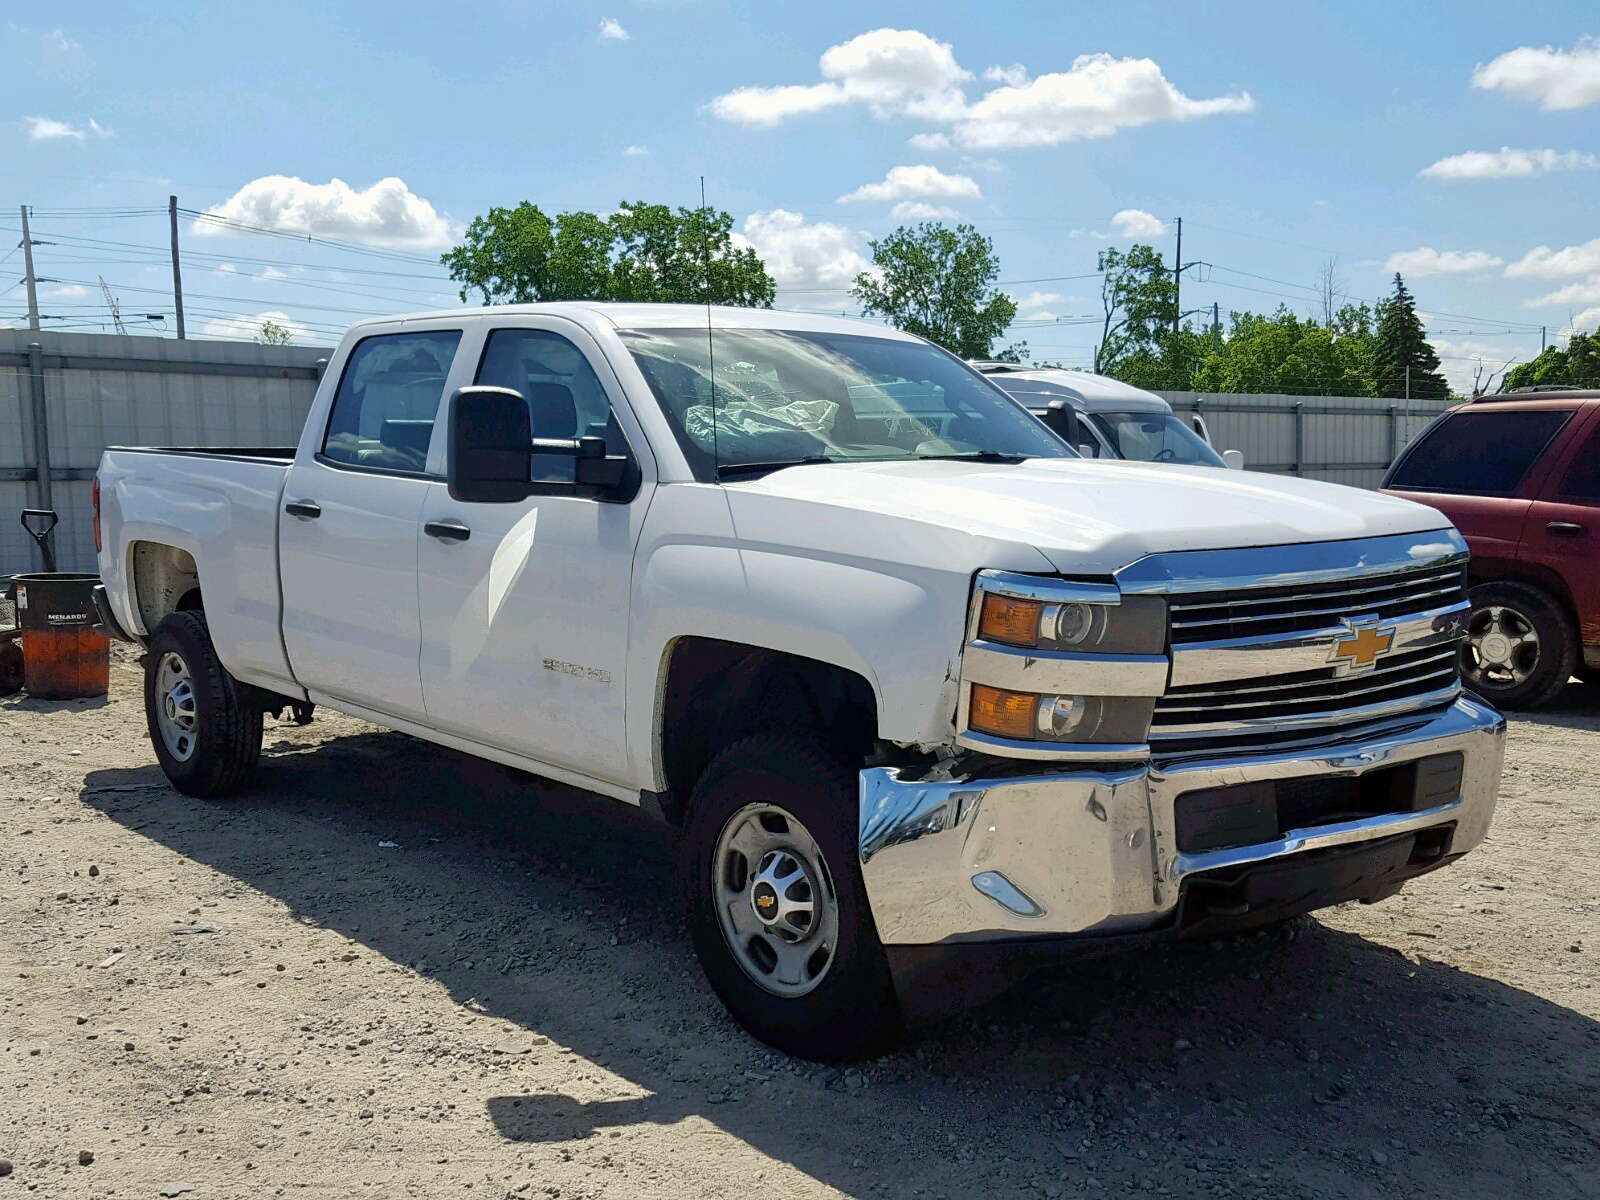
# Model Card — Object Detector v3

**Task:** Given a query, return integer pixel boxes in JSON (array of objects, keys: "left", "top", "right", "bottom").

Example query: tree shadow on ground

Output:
[{"left": 82, "top": 729, "right": 1599, "bottom": 1200}]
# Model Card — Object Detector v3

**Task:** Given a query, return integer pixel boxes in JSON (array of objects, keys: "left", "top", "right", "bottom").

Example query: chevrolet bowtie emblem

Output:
[{"left": 1329, "top": 621, "right": 1395, "bottom": 673}]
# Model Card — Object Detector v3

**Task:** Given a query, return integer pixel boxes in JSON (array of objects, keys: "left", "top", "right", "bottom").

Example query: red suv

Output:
[{"left": 1382, "top": 388, "right": 1600, "bottom": 708}]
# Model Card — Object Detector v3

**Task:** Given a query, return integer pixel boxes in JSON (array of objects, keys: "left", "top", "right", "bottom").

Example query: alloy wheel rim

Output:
[
  {"left": 1463, "top": 604, "right": 1540, "bottom": 690},
  {"left": 154, "top": 651, "right": 199, "bottom": 762},
  {"left": 712, "top": 803, "right": 840, "bottom": 998}
]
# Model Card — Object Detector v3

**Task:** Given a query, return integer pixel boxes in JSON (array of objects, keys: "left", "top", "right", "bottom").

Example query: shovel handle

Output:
[{"left": 20, "top": 509, "right": 59, "bottom": 539}]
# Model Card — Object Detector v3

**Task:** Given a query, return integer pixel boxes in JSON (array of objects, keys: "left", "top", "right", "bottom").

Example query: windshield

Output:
[
  {"left": 1086, "top": 411, "right": 1226, "bottom": 467},
  {"left": 619, "top": 328, "right": 1073, "bottom": 478}
]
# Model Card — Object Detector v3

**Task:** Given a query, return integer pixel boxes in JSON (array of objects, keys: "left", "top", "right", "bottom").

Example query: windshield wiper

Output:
[
  {"left": 716, "top": 456, "right": 836, "bottom": 480},
  {"left": 915, "top": 451, "right": 1032, "bottom": 464}
]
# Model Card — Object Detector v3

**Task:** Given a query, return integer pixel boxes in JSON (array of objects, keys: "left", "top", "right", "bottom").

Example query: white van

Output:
[{"left": 973, "top": 364, "right": 1245, "bottom": 469}]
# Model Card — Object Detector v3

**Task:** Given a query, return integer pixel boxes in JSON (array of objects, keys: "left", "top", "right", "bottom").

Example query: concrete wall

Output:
[
  {"left": 1156, "top": 391, "right": 1459, "bottom": 491},
  {"left": 1, "top": 331, "right": 324, "bottom": 574}
]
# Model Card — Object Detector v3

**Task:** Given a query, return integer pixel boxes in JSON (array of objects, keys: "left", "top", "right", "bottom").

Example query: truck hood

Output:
[{"left": 726, "top": 458, "right": 1453, "bottom": 576}]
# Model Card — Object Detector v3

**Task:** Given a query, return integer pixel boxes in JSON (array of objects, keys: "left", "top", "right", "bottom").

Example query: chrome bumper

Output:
[{"left": 858, "top": 695, "right": 1505, "bottom": 946}]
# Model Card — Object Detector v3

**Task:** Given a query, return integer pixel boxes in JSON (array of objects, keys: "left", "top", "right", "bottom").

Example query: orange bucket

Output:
[{"left": 14, "top": 573, "right": 110, "bottom": 700}]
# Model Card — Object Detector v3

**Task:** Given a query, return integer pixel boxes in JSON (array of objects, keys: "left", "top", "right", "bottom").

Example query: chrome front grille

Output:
[
  {"left": 1168, "top": 565, "right": 1467, "bottom": 644},
  {"left": 1153, "top": 643, "right": 1461, "bottom": 743}
]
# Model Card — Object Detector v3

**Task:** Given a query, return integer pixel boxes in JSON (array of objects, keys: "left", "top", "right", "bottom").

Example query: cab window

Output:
[
  {"left": 321, "top": 330, "right": 462, "bottom": 473},
  {"left": 476, "top": 328, "right": 631, "bottom": 484}
]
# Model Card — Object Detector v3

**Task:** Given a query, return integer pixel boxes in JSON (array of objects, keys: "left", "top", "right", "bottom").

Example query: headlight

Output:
[
  {"left": 974, "top": 581, "right": 1166, "bottom": 655},
  {"left": 969, "top": 685, "right": 1156, "bottom": 744},
  {"left": 960, "top": 571, "right": 1170, "bottom": 758}
]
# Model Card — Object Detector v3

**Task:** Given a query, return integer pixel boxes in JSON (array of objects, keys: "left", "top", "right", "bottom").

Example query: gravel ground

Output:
[{"left": 1, "top": 645, "right": 1596, "bottom": 1199}]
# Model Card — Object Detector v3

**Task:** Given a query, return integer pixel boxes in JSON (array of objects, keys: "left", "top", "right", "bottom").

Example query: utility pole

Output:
[
  {"left": 169, "top": 195, "right": 186, "bottom": 339},
  {"left": 1212, "top": 300, "right": 1220, "bottom": 355},
  {"left": 1540, "top": 326, "right": 1546, "bottom": 353},
  {"left": 19, "top": 205, "right": 40, "bottom": 332},
  {"left": 1172, "top": 216, "right": 1183, "bottom": 339}
]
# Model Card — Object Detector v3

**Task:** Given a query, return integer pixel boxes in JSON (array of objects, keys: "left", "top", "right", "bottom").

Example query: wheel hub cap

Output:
[
  {"left": 1479, "top": 633, "right": 1512, "bottom": 665},
  {"left": 153, "top": 651, "right": 199, "bottom": 763},
  {"left": 712, "top": 803, "right": 840, "bottom": 999}
]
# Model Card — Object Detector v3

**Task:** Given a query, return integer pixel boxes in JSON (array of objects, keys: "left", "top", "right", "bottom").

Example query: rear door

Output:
[
  {"left": 1383, "top": 406, "right": 1579, "bottom": 559},
  {"left": 279, "top": 326, "right": 466, "bottom": 722},
  {"left": 1524, "top": 408, "right": 1600, "bottom": 653}
]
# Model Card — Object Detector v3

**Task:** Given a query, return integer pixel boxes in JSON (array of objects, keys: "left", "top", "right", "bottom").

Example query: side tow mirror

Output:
[
  {"left": 1222, "top": 449, "right": 1245, "bottom": 470},
  {"left": 1042, "top": 401, "right": 1082, "bottom": 452},
  {"left": 448, "top": 386, "right": 533, "bottom": 503}
]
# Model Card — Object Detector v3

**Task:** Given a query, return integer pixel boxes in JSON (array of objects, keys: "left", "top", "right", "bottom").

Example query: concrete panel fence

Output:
[{"left": 2, "top": 330, "right": 325, "bottom": 574}]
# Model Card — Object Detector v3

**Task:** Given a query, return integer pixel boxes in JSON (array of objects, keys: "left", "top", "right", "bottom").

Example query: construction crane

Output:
[{"left": 98, "top": 276, "right": 127, "bottom": 334}]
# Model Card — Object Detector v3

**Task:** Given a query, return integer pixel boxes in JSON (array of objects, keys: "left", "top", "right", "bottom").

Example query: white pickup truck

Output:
[{"left": 94, "top": 304, "right": 1505, "bottom": 1059}]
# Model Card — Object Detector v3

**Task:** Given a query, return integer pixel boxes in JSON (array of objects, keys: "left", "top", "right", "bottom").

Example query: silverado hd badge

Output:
[{"left": 1328, "top": 617, "right": 1396, "bottom": 674}]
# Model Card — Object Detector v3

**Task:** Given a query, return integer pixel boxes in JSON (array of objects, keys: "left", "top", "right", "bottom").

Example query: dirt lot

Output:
[{"left": 2, "top": 647, "right": 1596, "bottom": 1200}]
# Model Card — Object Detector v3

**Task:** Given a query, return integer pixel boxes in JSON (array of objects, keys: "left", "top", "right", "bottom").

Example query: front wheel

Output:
[
  {"left": 144, "top": 611, "right": 263, "bottom": 797},
  {"left": 1459, "top": 582, "right": 1577, "bottom": 710},
  {"left": 677, "top": 733, "right": 902, "bottom": 1060}
]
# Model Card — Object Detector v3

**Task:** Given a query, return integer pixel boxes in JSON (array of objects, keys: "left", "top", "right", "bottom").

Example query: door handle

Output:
[
  {"left": 424, "top": 519, "right": 471, "bottom": 543},
  {"left": 1547, "top": 521, "right": 1586, "bottom": 538},
  {"left": 284, "top": 500, "right": 322, "bottom": 520}
]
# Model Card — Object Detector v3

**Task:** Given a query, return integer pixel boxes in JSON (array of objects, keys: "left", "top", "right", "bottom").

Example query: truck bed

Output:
[{"left": 104, "top": 446, "right": 297, "bottom": 462}]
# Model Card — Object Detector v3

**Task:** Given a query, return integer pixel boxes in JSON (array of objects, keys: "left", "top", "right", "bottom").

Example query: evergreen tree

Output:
[{"left": 1372, "top": 274, "right": 1448, "bottom": 400}]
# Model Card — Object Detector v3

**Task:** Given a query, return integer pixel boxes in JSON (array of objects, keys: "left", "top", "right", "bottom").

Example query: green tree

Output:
[
  {"left": 1094, "top": 244, "right": 1176, "bottom": 376},
  {"left": 1372, "top": 274, "right": 1448, "bottom": 400},
  {"left": 1191, "top": 305, "right": 1379, "bottom": 396},
  {"left": 442, "top": 201, "right": 775, "bottom": 307},
  {"left": 255, "top": 318, "right": 292, "bottom": 346},
  {"left": 1503, "top": 329, "right": 1600, "bottom": 391},
  {"left": 850, "top": 223, "right": 1017, "bottom": 358}
]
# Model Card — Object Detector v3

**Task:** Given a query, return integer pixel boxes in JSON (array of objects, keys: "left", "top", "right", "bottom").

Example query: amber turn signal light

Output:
[
  {"left": 969, "top": 684, "right": 1038, "bottom": 740},
  {"left": 978, "top": 593, "right": 1041, "bottom": 647}
]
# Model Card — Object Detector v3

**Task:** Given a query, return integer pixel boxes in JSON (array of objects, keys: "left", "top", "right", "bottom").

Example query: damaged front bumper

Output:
[{"left": 858, "top": 695, "right": 1505, "bottom": 949}]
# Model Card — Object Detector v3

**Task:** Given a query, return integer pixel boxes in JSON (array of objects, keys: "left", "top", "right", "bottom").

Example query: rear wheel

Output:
[
  {"left": 1459, "top": 582, "right": 1577, "bottom": 710},
  {"left": 144, "top": 611, "right": 262, "bottom": 797},
  {"left": 677, "top": 732, "right": 902, "bottom": 1060}
]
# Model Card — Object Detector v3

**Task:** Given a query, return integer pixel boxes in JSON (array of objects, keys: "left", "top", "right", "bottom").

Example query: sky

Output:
[{"left": 3, "top": 1, "right": 1598, "bottom": 392}]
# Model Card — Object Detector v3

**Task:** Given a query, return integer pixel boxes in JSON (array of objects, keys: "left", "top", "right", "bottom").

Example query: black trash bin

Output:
[{"left": 13, "top": 572, "right": 109, "bottom": 699}]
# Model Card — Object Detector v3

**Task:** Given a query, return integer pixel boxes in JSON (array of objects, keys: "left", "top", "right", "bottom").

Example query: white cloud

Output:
[
  {"left": 45, "top": 30, "right": 80, "bottom": 53},
  {"left": 23, "top": 114, "right": 111, "bottom": 141},
  {"left": 890, "top": 201, "right": 960, "bottom": 220},
  {"left": 838, "top": 164, "right": 981, "bottom": 203},
  {"left": 1420, "top": 147, "right": 1598, "bottom": 180},
  {"left": 708, "top": 30, "right": 1253, "bottom": 150},
  {"left": 1383, "top": 247, "right": 1503, "bottom": 277},
  {"left": 708, "top": 27, "right": 970, "bottom": 127},
  {"left": 1110, "top": 208, "right": 1167, "bottom": 238},
  {"left": 1523, "top": 278, "right": 1600, "bottom": 309},
  {"left": 948, "top": 55, "right": 1253, "bottom": 149},
  {"left": 255, "top": 266, "right": 289, "bottom": 282},
  {"left": 1472, "top": 37, "right": 1600, "bottom": 110},
  {"left": 1429, "top": 335, "right": 1521, "bottom": 395},
  {"left": 200, "top": 310, "right": 312, "bottom": 343},
  {"left": 215, "top": 263, "right": 238, "bottom": 276},
  {"left": 195, "top": 175, "right": 457, "bottom": 250},
  {"left": 1566, "top": 306, "right": 1600, "bottom": 335},
  {"left": 40, "top": 283, "right": 87, "bottom": 300},
  {"left": 1505, "top": 237, "right": 1600, "bottom": 279},
  {"left": 1010, "top": 290, "right": 1062, "bottom": 310},
  {"left": 622, "top": 144, "right": 649, "bottom": 157},
  {"left": 599, "top": 18, "right": 629, "bottom": 42},
  {"left": 738, "top": 209, "right": 870, "bottom": 293}
]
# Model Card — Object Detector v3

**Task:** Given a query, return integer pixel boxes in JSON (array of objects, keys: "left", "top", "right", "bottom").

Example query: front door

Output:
[
  {"left": 279, "top": 327, "right": 464, "bottom": 723},
  {"left": 417, "top": 322, "right": 652, "bottom": 786}
]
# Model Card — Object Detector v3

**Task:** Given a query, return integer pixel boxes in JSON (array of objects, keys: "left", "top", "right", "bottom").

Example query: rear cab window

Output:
[
  {"left": 321, "top": 329, "right": 464, "bottom": 474},
  {"left": 1388, "top": 408, "right": 1575, "bottom": 496}
]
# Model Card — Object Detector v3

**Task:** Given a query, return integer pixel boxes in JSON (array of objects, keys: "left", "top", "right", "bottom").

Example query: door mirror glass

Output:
[
  {"left": 448, "top": 386, "right": 533, "bottom": 503},
  {"left": 1222, "top": 449, "right": 1245, "bottom": 470}
]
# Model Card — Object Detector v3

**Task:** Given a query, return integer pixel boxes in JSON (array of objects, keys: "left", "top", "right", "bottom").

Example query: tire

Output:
[
  {"left": 677, "top": 732, "right": 903, "bottom": 1060},
  {"left": 144, "top": 611, "right": 262, "bottom": 797},
  {"left": 1459, "top": 581, "right": 1577, "bottom": 710}
]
